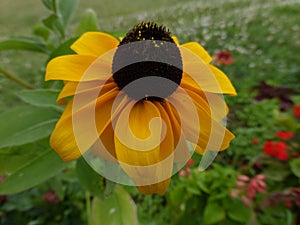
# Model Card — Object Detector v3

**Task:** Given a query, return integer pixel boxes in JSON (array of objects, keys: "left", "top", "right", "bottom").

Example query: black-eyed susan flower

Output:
[{"left": 45, "top": 22, "right": 236, "bottom": 194}]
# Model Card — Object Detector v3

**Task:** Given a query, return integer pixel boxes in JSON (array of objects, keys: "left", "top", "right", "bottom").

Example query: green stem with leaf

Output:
[{"left": 0, "top": 66, "right": 35, "bottom": 89}]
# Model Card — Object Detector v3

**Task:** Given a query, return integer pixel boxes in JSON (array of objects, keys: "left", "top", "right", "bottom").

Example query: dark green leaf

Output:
[
  {"left": 48, "top": 37, "right": 76, "bottom": 61},
  {"left": 18, "top": 89, "right": 63, "bottom": 112},
  {"left": 0, "top": 149, "right": 70, "bottom": 194},
  {"left": 202, "top": 201, "right": 225, "bottom": 225},
  {"left": 75, "top": 8, "right": 99, "bottom": 36},
  {"left": 76, "top": 157, "right": 103, "bottom": 197},
  {"left": 0, "top": 37, "right": 49, "bottom": 53},
  {"left": 226, "top": 199, "right": 251, "bottom": 223},
  {"left": 0, "top": 106, "right": 60, "bottom": 148},
  {"left": 290, "top": 158, "right": 300, "bottom": 178},
  {"left": 91, "top": 187, "right": 138, "bottom": 225},
  {"left": 57, "top": 0, "right": 79, "bottom": 27}
]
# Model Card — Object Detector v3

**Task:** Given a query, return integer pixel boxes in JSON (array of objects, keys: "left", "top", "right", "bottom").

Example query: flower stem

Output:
[
  {"left": 0, "top": 66, "right": 35, "bottom": 89},
  {"left": 86, "top": 191, "right": 92, "bottom": 225}
]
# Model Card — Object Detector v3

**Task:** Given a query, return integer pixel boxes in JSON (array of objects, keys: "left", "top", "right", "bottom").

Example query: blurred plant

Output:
[
  {"left": 231, "top": 174, "right": 267, "bottom": 207},
  {"left": 255, "top": 81, "right": 294, "bottom": 111}
]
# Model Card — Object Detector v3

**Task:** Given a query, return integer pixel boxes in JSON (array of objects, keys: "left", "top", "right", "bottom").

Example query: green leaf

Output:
[
  {"left": 202, "top": 201, "right": 225, "bottom": 225},
  {"left": 32, "top": 25, "right": 51, "bottom": 41},
  {"left": 43, "top": 14, "right": 65, "bottom": 38},
  {"left": 57, "top": 0, "right": 79, "bottom": 27},
  {"left": 76, "top": 157, "right": 103, "bottom": 197},
  {"left": 290, "top": 158, "right": 300, "bottom": 178},
  {"left": 0, "top": 149, "right": 70, "bottom": 194},
  {"left": 48, "top": 37, "right": 76, "bottom": 61},
  {"left": 0, "top": 105, "right": 60, "bottom": 148},
  {"left": 91, "top": 187, "right": 138, "bottom": 225},
  {"left": 0, "top": 37, "right": 49, "bottom": 53},
  {"left": 0, "top": 139, "right": 49, "bottom": 174},
  {"left": 75, "top": 8, "right": 99, "bottom": 36},
  {"left": 41, "top": 0, "right": 56, "bottom": 11},
  {"left": 226, "top": 199, "right": 251, "bottom": 223},
  {"left": 18, "top": 89, "right": 63, "bottom": 112}
]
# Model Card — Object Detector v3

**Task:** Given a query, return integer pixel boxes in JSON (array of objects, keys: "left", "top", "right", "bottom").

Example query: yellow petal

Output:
[
  {"left": 45, "top": 53, "right": 113, "bottom": 82},
  {"left": 181, "top": 42, "right": 212, "bottom": 64},
  {"left": 172, "top": 36, "right": 180, "bottom": 45},
  {"left": 180, "top": 46, "right": 236, "bottom": 95},
  {"left": 163, "top": 101, "right": 190, "bottom": 162},
  {"left": 182, "top": 87, "right": 228, "bottom": 122},
  {"left": 45, "top": 55, "right": 96, "bottom": 81},
  {"left": 208, "top": 65, "right": 237, "bottom": 96},
  {"left": 50, "top": 88, "right": 122, "bottom": 161},
  {"left": 169, "top": 90, "right": 235, "bottom": 152},
  {"left": 57, "top": 79, "right": 116, "bottom": 105},
  {"left": 92, "top": 122, "right": 118, "bottom": 162},
  {"left": 71, "top": 32, "right": 119, "bottom": 57},
  {"left": 114, "top": 101, "right": 174, "bottom": 194}
]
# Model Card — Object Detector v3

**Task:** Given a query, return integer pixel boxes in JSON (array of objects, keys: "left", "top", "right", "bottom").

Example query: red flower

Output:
[
  {"left": 42, "top": 190, "right": 60, "bottom": 205},
  {"left": 294, "top": 105, "right": 300, "bottom": 119},
  {"left": 276, "top": 131, "right": 294, "bottom": 140},
  {"left": 214, "top": 50, "right": 234, "bottom": 65},
  {"left": 263, "top": 140, "right": 289, "bottom": 160}
]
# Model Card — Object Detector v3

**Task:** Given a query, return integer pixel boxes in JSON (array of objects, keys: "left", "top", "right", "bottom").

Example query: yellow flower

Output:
[{"left": 45, "top": 22, "right": 236, "bottom": 194}]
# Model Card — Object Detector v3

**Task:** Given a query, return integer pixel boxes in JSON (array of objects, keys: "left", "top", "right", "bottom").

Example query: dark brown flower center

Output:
[{"left": 112, "top": 22, "right": 182, "bottom": 101}]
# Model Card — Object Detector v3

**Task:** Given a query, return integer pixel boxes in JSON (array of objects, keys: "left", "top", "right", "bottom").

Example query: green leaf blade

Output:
[
  {"left": 0, "top": 106, "right": 60, "bottom": 148},
  {"left": 92, "top": 187, "right": 138, "bottom": 225},
  {"left": 0, "top": 37, "right": 49, "bottom": 53},
  {"left": 0, "top": 149, "right": 70, "bottom": 195},
  {"left": 18, "top": 89, "right": 63, "bottom": 112}
]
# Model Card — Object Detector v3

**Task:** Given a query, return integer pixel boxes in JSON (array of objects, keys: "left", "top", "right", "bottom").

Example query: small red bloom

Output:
[
  {"left": 294, "top": 105, "right": 300, "bottom": 119},
  {"left": 214, "top": 50, "right": 234, "bottom": 66},
  {"left": 276, "top": 131, "right": 294, "bottom": 140},
  {"left": 42, "top": 190, "right": 60, "bottom": 205},
  {"left": 263, "top": 141, "right": 289, "bottom": 160}
]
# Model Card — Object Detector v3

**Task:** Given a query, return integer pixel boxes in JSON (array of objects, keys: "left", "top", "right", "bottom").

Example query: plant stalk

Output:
[{"left": 0, "top": 66, "right": 35, "bottom": 89}]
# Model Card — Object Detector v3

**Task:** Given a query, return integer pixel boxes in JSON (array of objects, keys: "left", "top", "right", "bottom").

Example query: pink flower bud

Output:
[
  {"left": 256, "top": 174, "right": 266, "bottom": 181},
  {"left": 179, "top": 170, "right": 186, "bottom": 177},
  {"left": 235, "top": 181, "right": 247, "bottom": 188},
  {"left": 237, "top": 175, "right": 250, "bottom": 182},
  {"left": 241, "top": 195, "right": 252, "bottom": 207}
]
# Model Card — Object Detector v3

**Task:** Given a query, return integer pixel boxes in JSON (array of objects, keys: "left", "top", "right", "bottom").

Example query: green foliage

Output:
[
  {"left": 0, "top": 106, "right": 59, "bottom": 148},
  {"left": 91, "top": 187, "right": 138, "bottom": 225},
  {"left": 0, "top": 149, "right": 70, "bottom": 195},
  {"left": 0, "top": 37, "right": 49, "bottom": 53},
  {"left": 75, "top": 8, "right": 99, "bottom": 36}
]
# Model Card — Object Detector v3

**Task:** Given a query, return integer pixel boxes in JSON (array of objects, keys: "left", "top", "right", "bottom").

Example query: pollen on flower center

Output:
[{"left": 112, "top": 22, "right": 183, "bottom": 101}]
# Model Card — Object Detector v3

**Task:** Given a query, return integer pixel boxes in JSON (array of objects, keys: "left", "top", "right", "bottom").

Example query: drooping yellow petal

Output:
[
  {"left": 92, "top": 122, "right": 118, "bottom": 162},
  {"left": 163, "top": 100, "right": 190, "bottom": 162},
  {"left": 71, "top": 32, "right": 119, "bottom": 57},
  {"left": 181, "top": 42, "right": 212, "bottom": 64},
  {"left": 50, "top": 88, "right": 122, "bottom": 162},
  {"left": 114, "top": 101, "right": 174, "bottom": 194},
  {"left": 169, "top": 90, "right": 235, "bottom": 152},
  {"left": 45, "top": 53, "right": 113, "bottom": 82},
  {"left": 182, "top": 86, "right": 228, "bottom": 122}
]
